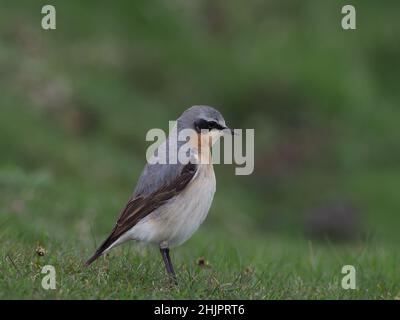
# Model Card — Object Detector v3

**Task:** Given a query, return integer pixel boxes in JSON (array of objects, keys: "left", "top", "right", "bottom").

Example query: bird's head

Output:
[{"left": 178, "top": 105, "right": 233, "bottom": 147}]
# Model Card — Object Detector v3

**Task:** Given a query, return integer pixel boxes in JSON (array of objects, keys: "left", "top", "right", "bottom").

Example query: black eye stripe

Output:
[
  {"left": 212, "top": 122, "right": 224, "bottom": 130},
  {"left": 194, "top": 119, "right": 207, "bottom": 132},
  {"left": 195, "top": 119, "right": 224, "bottom": 132}
]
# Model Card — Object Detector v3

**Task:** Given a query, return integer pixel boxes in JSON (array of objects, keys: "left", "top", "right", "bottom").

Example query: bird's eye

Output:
[{"left": 194, "top": 119, "right": 210, "bottom": 132}]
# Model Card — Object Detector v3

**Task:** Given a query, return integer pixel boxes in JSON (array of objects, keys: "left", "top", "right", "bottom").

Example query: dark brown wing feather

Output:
[{"left": 85, "top": 163, "right": 197, "bottom": 266}]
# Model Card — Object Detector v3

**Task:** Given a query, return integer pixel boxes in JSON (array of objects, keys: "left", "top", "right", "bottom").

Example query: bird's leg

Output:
[{"left": 160, "top": 247, "right": 177, "bottom": 284}]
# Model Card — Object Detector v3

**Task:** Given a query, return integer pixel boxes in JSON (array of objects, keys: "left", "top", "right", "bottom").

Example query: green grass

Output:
[
  {"left": 1, "top": 1, "right": 400, "bottom": 299},
  {"left": 2, "top": 231, "right": 400, "bottom": 299},
  {"left": 0, "top": 166, "right": 399, "bottom": 299},
  {"left": 2, "top": 226, "right": 400, "bottom": 299}
]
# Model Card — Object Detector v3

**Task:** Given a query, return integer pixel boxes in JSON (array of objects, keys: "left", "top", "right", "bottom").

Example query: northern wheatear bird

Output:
[{"left": 86, "top": 106, "right": 233, "bottom": 283}]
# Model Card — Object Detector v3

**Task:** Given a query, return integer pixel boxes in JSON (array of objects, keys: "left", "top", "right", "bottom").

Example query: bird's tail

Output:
[
  {"left": 85, "top": 232, "right": 117, "bottom": 266},
  {"left": 85, "top": 251, "right": 102, "bottom": 266}
]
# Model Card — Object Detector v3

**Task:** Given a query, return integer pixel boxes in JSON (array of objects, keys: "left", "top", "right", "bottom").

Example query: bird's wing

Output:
[
  {"left": 133, "top": 162, "right": 185, "bottom": 198},
  {"left": 85, "top": 162, "right": 197, "bottom": 265},
  {"left": 117, "top": 162, "right": 197, "bottom": 226},
  {"left": 133, "top": 136, "right": 189, "bottom": 198}
]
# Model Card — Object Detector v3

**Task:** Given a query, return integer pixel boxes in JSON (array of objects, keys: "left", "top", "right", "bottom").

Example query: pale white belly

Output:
[{"left": 121, "top": 164, "right": 216, "bottom": 247}]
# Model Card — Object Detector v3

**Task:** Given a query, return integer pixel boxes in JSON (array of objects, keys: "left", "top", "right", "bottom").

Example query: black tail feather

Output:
[
  {"left": 85, "top": 233, "right": 117, "bottom": 266},
  {"left": 85, "top": 251, "right": 102, "bottom": 266}
]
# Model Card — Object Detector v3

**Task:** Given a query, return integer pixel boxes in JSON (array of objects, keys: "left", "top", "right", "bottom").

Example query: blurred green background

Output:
[{"left": 0, "top": 0, "right": 399, "bottom": 299}]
